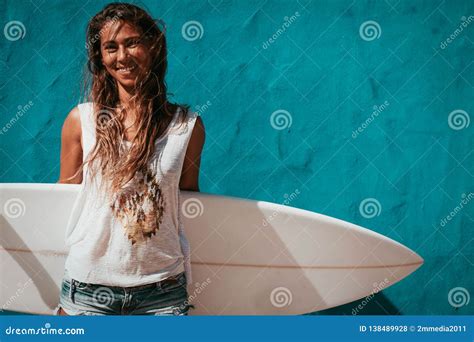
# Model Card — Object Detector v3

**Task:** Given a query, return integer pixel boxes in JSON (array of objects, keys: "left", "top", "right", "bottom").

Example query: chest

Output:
[
  {"left": 122, "top": 115, "right": 173, "bottom": 143},
  {"left": 132, "top": 136, "right": 188, "bottom": 182}
]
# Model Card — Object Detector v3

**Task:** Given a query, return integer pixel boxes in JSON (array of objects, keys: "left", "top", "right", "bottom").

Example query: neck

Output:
[{"left": 117, "top": 83, "right": 135, "bottom": 110}]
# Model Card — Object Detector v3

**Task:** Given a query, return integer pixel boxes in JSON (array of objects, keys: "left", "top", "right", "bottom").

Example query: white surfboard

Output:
[{"left": 0, "top": 183, "right": 422, "bottom": 315}]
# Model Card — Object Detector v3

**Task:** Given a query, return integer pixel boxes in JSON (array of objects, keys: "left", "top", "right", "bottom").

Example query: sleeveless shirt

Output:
[{"left": 64, "top": 102, "right": 196, "bottom": 287}]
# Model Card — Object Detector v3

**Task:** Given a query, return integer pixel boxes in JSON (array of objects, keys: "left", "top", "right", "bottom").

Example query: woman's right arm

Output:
[{"left": 58, "top": 107, "right": 83, "bottom": 184}]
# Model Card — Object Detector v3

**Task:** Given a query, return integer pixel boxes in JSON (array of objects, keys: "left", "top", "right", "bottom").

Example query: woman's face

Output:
[{"left": 100, "top": 21, "right": 152, "bottom": 90}]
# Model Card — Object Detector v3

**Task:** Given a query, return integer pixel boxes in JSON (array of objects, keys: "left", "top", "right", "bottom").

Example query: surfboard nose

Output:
[
  {"left": 412, "top": 251, "right": 424, "bottom": 266},
  {"left": 393, "top": 241, "right": 424, "bottom": 269},
  {"left": 402, "top": 248, "right": 424, "bottom": 277},
  {"left": 405, "top": 249, "right": 424, "bottom": 274}
]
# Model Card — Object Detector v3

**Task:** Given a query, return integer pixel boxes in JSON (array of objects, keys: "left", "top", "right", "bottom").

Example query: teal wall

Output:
[{"left": 1, "top": 0, "right": 472, "bottom": 315}]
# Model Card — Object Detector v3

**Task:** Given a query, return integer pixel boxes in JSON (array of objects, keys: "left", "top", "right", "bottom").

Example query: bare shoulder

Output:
[
  {"left": 58, "top": 106, "right": 84, "bottom": 184},
  {"left": 194, "top": 114, "right": 204, "bottom": 132},
  {"left": 190, "top": 114, "right": 205, "bottom": 146},
  {"left": 62, "top": 106, "right": 82, "bottom": 144},
  {"left": 179, "top": 113, "right": 205, "bottom": 191}
]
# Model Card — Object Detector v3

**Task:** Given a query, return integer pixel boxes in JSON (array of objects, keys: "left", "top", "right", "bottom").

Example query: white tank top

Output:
[{"left": 64, "top": 102, "right": 197, "bottom": 287}]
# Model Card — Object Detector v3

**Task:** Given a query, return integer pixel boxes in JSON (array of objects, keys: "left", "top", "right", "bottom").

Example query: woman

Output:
[{"left": 56, "top": 3, "right": 205, "bottom": 315}]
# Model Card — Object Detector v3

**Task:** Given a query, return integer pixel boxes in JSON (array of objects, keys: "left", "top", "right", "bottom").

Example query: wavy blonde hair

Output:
[{"left": 74, "top": 3, "right": 188, "bottom": 196}]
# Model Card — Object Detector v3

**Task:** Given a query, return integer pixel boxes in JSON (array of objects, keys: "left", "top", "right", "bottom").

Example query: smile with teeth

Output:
[{"left": 116, "top": 65, "right": 137, "bottom": 73}]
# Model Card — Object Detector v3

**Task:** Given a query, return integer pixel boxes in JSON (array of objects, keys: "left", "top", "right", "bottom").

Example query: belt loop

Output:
[
  {"left": 70, "top": 279, "right": 76, "bottom": 304},
  {"left": 156, "top": 280, "right": 162, "bottom": 291}
]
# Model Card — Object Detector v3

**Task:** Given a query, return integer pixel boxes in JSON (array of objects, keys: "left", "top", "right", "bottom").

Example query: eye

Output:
[
  {"left": 103, "top": 43, "right": 117, "bottom": 52},
  {"left": 127, "top": 38, "right": 141, "bottom": 48}
]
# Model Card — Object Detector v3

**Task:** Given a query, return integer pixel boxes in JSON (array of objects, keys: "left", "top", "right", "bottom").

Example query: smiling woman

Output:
[
  {"left": 101, "top": 24, "right": 151, "bottom": 91},
  {"left": 56, "top": 2, "right": 205, "bottom": 316}
]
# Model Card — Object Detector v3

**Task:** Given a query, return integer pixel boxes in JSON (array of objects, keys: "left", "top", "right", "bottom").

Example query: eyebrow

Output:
[{"left": 102, "top": 36, "right": 141, "bottom": 46}]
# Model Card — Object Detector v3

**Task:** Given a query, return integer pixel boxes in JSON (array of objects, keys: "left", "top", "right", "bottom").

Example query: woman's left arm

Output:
[{"left": 179, "top": 116, "right": 205, "bottom": 192}]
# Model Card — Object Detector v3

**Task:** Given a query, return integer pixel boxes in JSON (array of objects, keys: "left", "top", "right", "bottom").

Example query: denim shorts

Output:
[{"left": 54, "top": 271, "right": 194, "bottom": 315}]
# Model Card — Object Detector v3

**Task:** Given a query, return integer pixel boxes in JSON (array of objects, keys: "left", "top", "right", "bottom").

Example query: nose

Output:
[{"left": 117, "top": 45, "right": 128, "bottom": 63}]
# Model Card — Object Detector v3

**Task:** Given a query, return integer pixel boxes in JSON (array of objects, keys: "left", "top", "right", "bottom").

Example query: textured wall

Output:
[{"left": 1, "top": 0, "right": 473, "bottom": 315}]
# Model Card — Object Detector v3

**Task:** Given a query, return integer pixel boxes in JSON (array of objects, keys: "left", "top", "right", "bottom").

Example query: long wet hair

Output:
[{"left": 75, "top": 2, "right": 188, "bottom": 196}]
